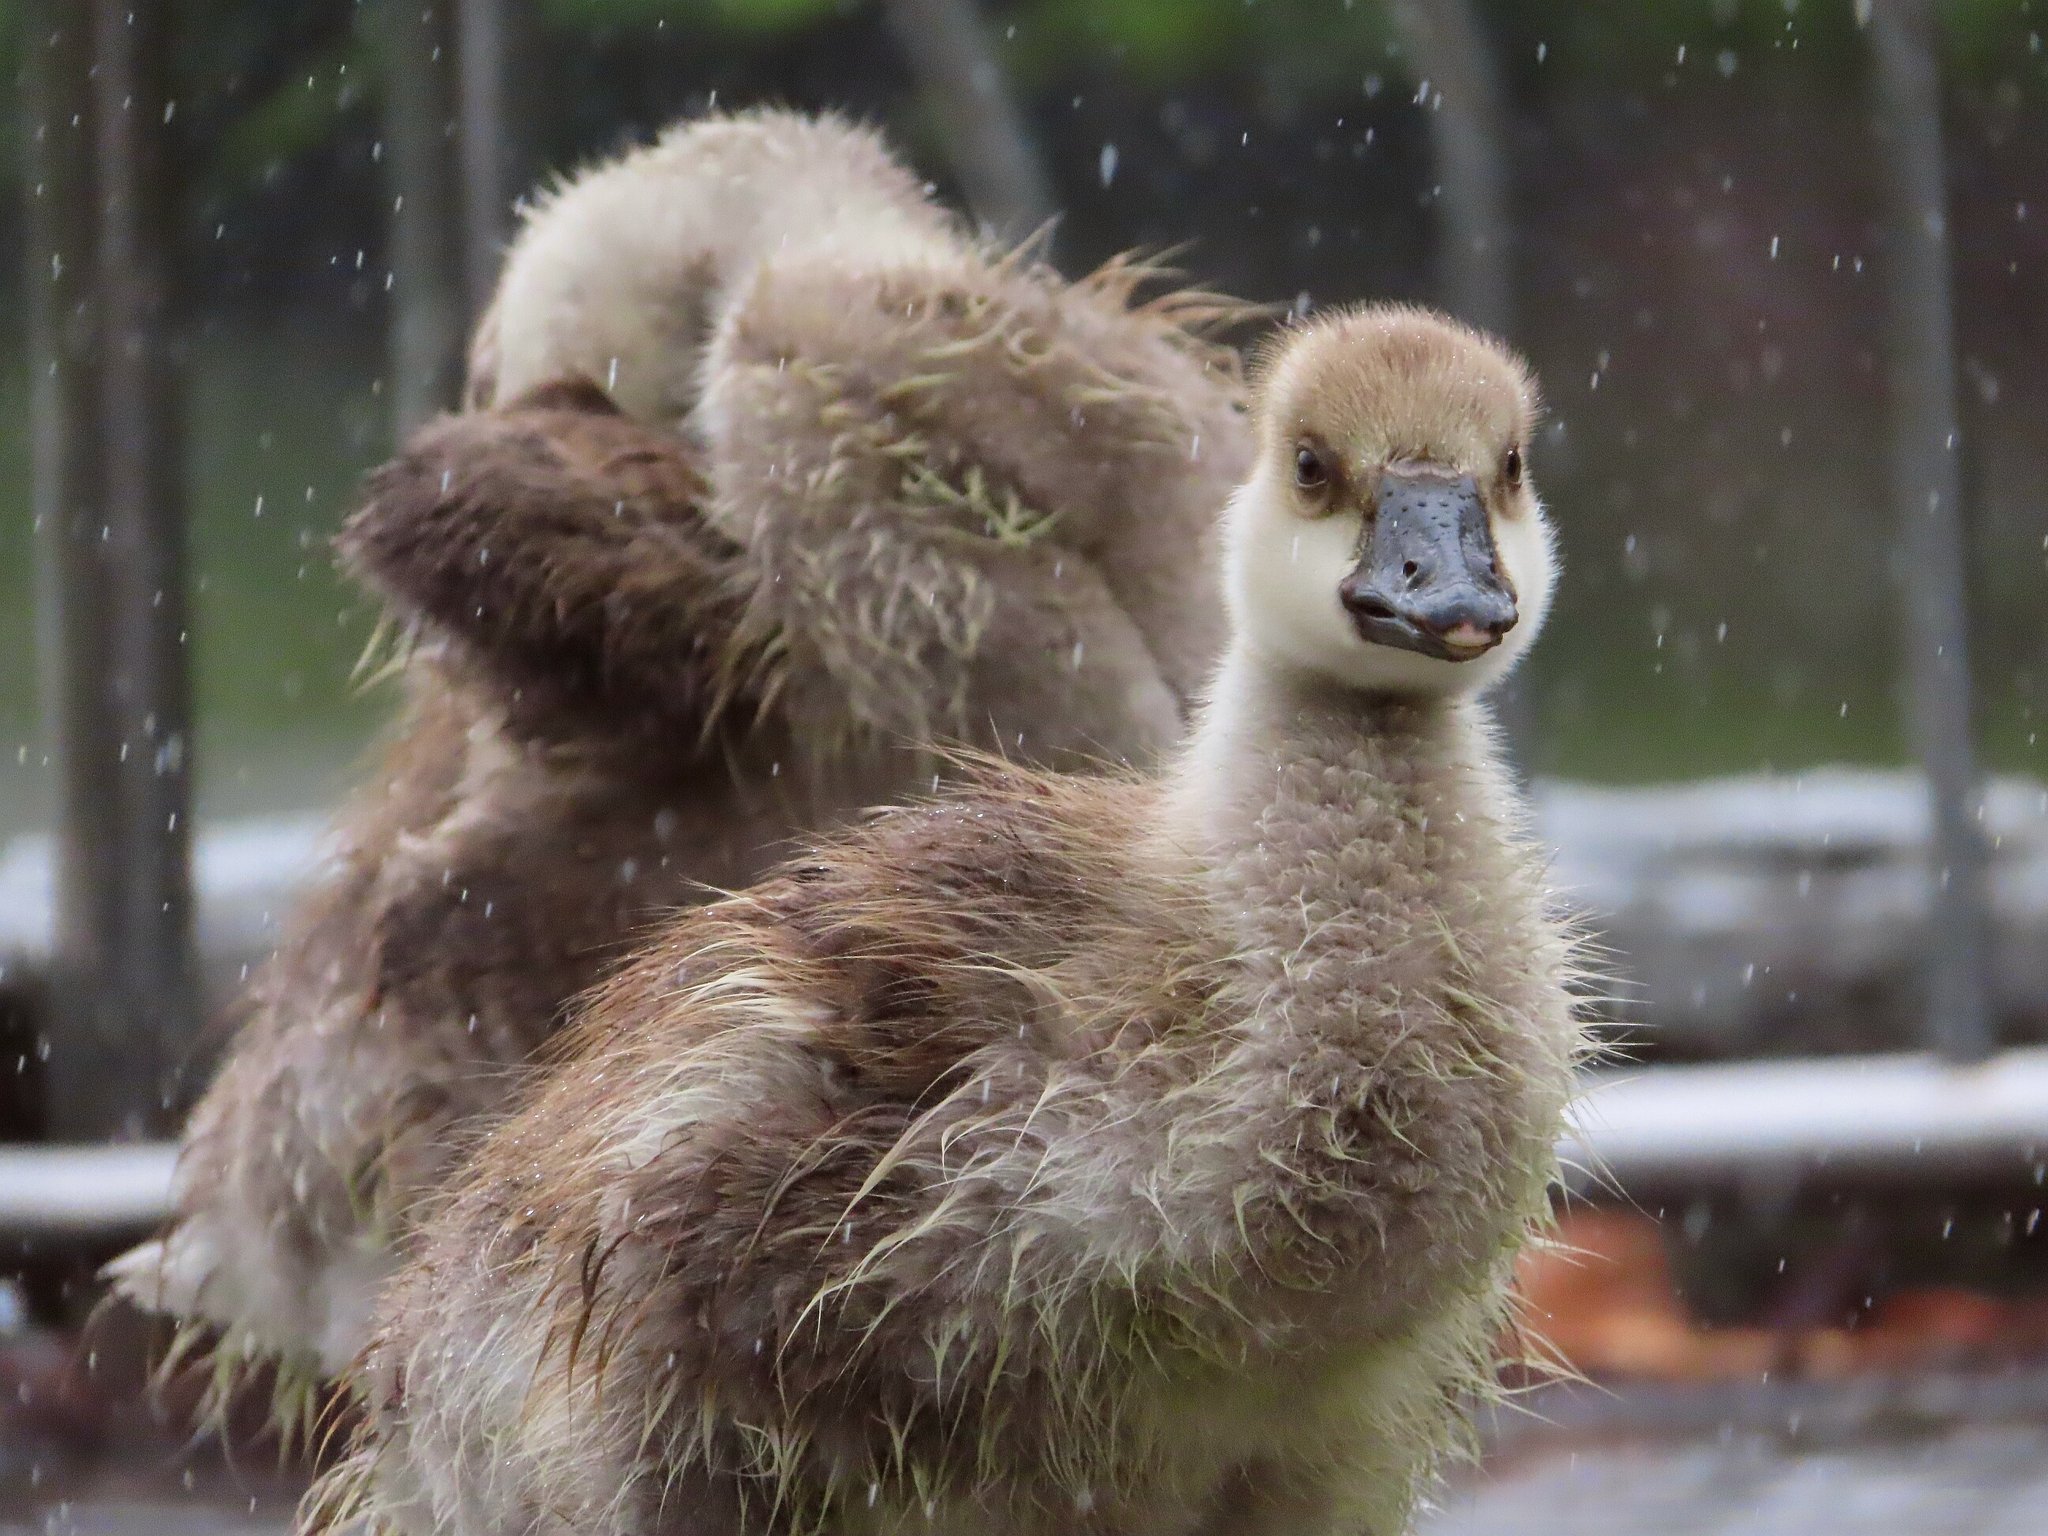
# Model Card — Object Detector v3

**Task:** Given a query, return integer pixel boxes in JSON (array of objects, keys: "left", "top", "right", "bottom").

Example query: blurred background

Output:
[{"left": 4, "top": 0, "right": 2048, "bottom": 1531}]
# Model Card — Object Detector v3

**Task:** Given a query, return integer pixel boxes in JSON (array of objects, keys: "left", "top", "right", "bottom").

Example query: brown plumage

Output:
[
  {"left": 340, "top": 378, "right": 756, "bottom": 744},
  {"left": 315, "top": 306, "right": 1585, "bottom": 1536},
  {"left": 106, "top": 108, "right": 1251, "bottom": 1393}
]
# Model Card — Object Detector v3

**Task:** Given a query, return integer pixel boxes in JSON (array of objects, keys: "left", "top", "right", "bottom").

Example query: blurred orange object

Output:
[
  {"left": 1513, "top": 1209, "right": 2048, "bottom": 1382},
  {"left": 1514, "top": 1208, "right": 1778, "bottom": 1380}
]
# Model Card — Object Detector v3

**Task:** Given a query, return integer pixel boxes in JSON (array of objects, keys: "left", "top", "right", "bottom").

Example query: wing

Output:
[{"left": 337, "top": 379, "right": 774, "bottom": 743}]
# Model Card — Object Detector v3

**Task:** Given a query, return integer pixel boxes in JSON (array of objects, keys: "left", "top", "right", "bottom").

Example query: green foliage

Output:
[
  {"left": 536, "top": 0, "right": 843, "bottom": 34},
  {"left": 0, "top": 0, "right": 23, "bottom": 193},
  {"left": 1941, "top": 0, "right": 2048, "bottom": 88},
  {"left": 1008, "top": 0, "right": 1396, "bottom": 88},
  {"left": 207, "top": 37, "right": 365, "bottom": 194},
  {"left": 5, "top": 0, "right": 2039, "bottom": 232},
  {"left": 996, "top": 0, "right": 2043, "bottom": 97}
]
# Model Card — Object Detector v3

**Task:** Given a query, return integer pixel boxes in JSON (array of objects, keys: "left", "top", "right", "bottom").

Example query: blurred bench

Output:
[
  {"left": 2, "top": 1048, "right": 2045, "bottom": 1236},
  {"left": 1540, "top": 769, "right": 2048, "bottom": 1059},
  {"left": 2, "top": 770, "right": 2046, "bottom": 1235}
]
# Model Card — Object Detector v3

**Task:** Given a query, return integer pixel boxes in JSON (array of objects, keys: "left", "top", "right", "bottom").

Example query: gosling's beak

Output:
[{"left": 1338, "top": 468, "right": 1517, "bottom": 661}]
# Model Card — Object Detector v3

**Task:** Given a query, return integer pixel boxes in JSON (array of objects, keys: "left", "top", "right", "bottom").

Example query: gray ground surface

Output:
[
  {"left": 1427, "top": 1426, "right": 2048, "bottom": 1536},
  {"left": 7, "top": 1474, "right": 297, "bottom": 1536},
  {"left": 5, "top": 1370, "right": 2046, "bottom": 1534},
  {"left": 1424, "top": 1368, "right": 2048, "bottom": 1536}
]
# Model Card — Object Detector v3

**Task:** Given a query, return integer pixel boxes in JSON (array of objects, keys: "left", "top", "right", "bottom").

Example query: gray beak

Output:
[{"left": 1337, "top": 468, "right": 1517, "bottom": 661}]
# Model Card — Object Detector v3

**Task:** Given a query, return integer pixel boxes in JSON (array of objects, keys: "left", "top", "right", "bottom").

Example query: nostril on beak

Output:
[{"left": 1339, "top": 582, "right": 1400, "bottom": 623}]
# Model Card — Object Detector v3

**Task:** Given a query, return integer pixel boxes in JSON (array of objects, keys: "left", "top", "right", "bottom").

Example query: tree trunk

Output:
[
  {"left": 1391, "top": 0, "right": 1514, "bottom": 336},
  {"left": 455, "top": 0, "right": 518, "bottom": 318},
  {"left": 26, "top": 0, "right": 116, "bottom": 1140},
  {"left": 92, "top": 0, "right": 199, "bottom": 1128},
  {"left": 26, "top": 0, "right": 198, "bottom": 1139},
  {"left": 369, "top": 0, "right": 467, "bottom": 434},
  {"left": 1866, "top": 0, "right": 1994, "bottom": 1061},
  {"left": 878, "top": 0, "right": 1058, "bottom": 246}
]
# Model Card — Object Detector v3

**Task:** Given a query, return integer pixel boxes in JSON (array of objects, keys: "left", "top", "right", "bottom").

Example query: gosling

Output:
[
  {"left": 315, "top": 304, "right": 1582, "bottom": 1536},
  {"left": 107, "top": 107, "right": 1249, "bottom": 1396}
]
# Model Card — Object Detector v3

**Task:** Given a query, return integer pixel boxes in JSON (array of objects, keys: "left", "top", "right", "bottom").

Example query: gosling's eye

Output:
[
  {"left": 1294, "top": 445, "right": 1328, "bottom": 490},
  {"left": 1503, "top": 446, "right": 1524, "bottom": 486}
]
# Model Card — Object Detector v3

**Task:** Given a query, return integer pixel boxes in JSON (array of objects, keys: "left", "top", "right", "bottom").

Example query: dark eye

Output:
[
  {"left": 1294, "top": 445, "right": 1328, "bottom": 490},
  {"left": 1503, "top": 446, "right": 1524, "bottom": 486}
]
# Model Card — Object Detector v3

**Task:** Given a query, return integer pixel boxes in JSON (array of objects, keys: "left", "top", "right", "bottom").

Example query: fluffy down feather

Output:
[
  {"left": 107, "top": 107, "right": 1250, "bottom": 1394},
  {"left": 313, "top": 307, "right": 1586, "bottom": 1536}
]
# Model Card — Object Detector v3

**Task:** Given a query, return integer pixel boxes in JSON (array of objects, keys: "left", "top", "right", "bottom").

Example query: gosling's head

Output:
[{"left": 1224, "top": 305, "right": 1555, "bottom": 697}]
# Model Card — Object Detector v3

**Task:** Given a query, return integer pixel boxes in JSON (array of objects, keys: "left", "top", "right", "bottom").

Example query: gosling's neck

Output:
[{"left": 1163, "top": 642, "right": 1498, "bottom": 855}]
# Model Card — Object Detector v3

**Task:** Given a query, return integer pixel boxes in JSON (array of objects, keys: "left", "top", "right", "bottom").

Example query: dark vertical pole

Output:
[
  {"left": 368, "top": 0, "right": 467, "bottom": 434},
  {"left": 1867, "top": 0, "right": 1994, "bottom": 1061},
  {"left": 92, "top": 0, "right": 198, "bottom": 1129},
  {"left": 26, "top": 2, "right": 121, "bottom": 1137},
  {"left": 27, "top": 0, "right": 197, "bottom": 1140},
  {"left": 455, "top": 0, "right": 516, "bottom": 318},
  {"left": 1392, "top": 0, "right": 1514, "bottom": 337},
  {"left": 879, "top": 0, "right": 1058, "bottom": 245}
]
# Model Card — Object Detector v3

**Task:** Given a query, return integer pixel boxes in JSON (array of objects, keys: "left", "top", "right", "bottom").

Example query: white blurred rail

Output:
[
  {"left": 1, "top": 1050, "right": 2046, "bottom": 1236},
  {"left": 1560, "top": 1046, "right": 2048, "bottom": 1194},
  {"left": 0, "top": 1142, "right": 179, "bottom": 1236},
  {"left": 4, "top": 777, "right": 2048, "bottom": 1236}
]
